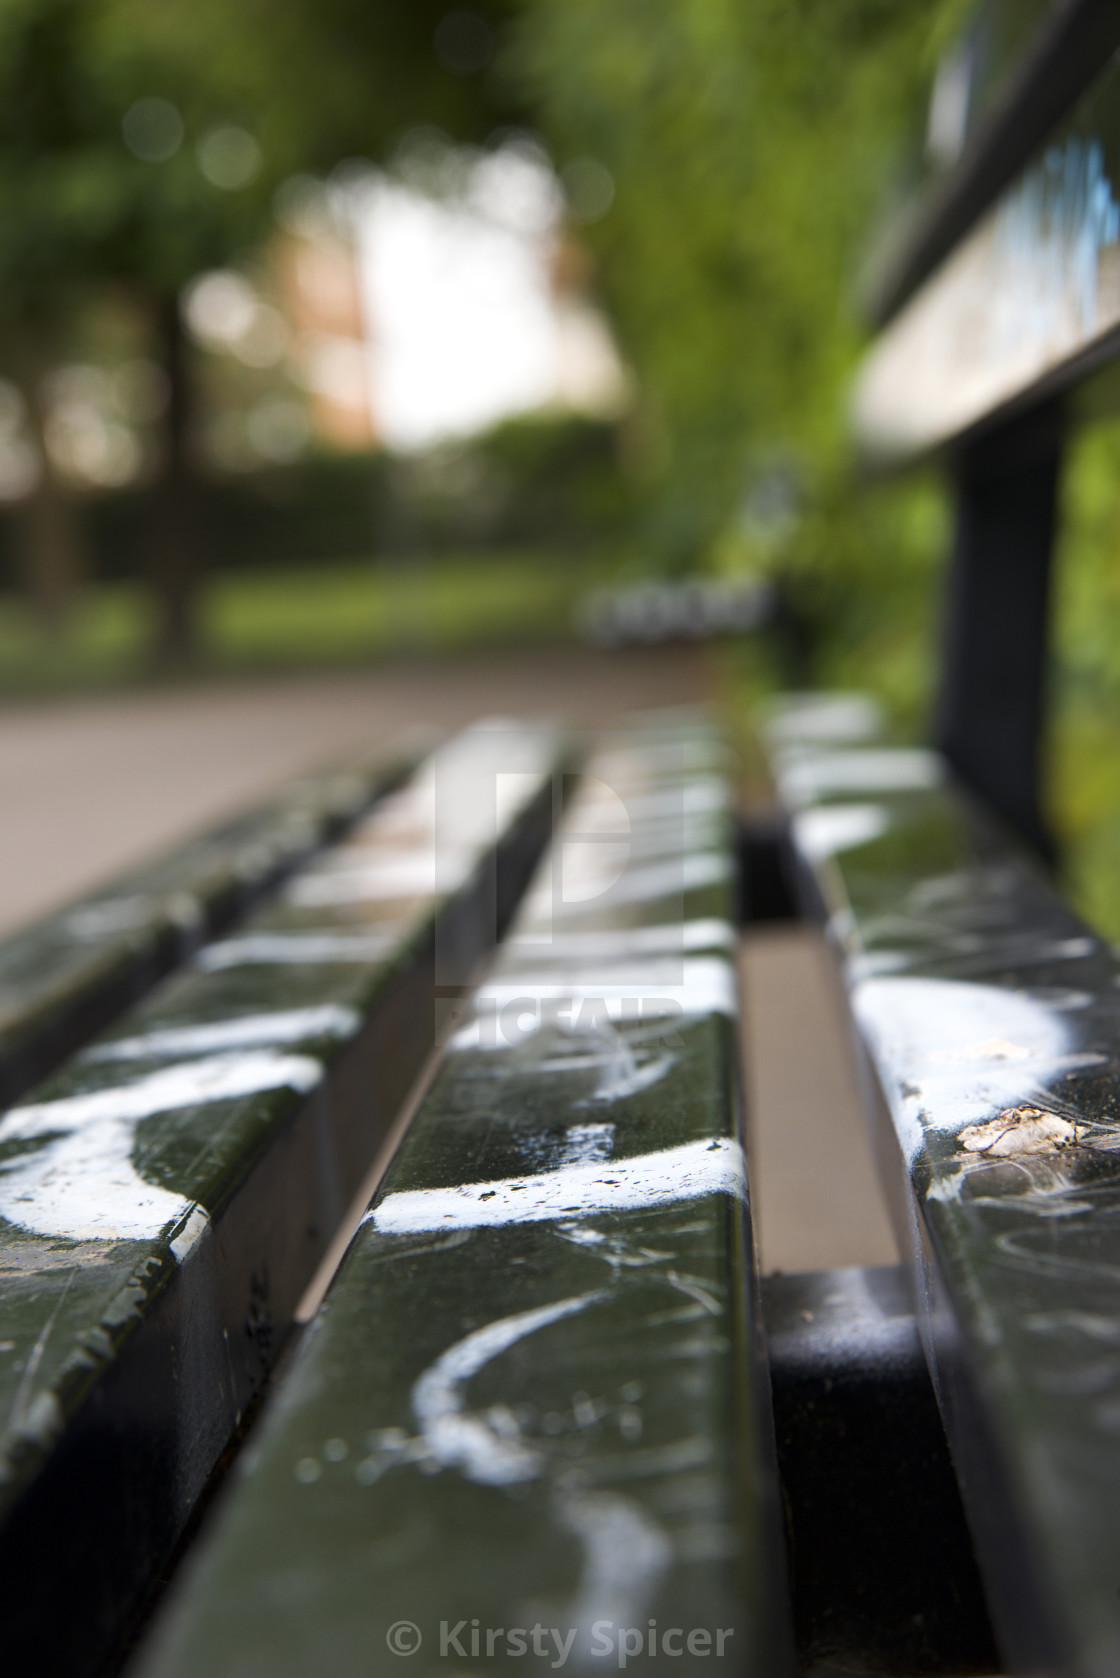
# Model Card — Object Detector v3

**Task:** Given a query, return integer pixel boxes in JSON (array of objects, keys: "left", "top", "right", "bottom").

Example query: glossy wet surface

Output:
[
  {"left": 770, "top": 694, "right": 1120, "bottom": 1676},
  {"left": 136, "top": 716, "right": 788, "bottom": 1678},
  {"left": 0, "top": 723, "right": 561, "bottom": 1678},
  {"left": 0, "top": 752, "right": 416, "bottom": 1110}
]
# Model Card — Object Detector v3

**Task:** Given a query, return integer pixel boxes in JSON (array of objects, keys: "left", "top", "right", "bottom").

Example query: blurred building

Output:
[{"left": 276, "top": 227, "right": 377, "bottom": 451}]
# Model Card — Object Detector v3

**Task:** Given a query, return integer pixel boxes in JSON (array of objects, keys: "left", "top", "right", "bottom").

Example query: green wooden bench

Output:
[
  {"left": 0, "top": 747, "right": 420, "bottom": 1109},
  {"left": 760, "top": 0, "right": 1120, "bottom": 1668},
  {"left": 129, "top": 713, "right": 790, "bottom": 1678},
  {"left": 0, "top": 722, "right": 562, "bottom": 1678}
]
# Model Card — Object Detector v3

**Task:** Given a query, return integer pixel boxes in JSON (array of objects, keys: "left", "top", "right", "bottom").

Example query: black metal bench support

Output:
[
  {"left": 936, "top": 400, "right": 1064, "bottom": 862},
  {"left": 764, "top": 1265, "right": 999, "bottom": 1678}
]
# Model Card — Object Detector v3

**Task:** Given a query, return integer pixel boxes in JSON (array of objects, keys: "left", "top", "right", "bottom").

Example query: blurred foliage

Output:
[
  {"left": 505, "top": 0, "right": 1120, "bottom": 936},
  {"left": 508, "top": 0, "right": 960, "bottom": 553},
  {"left": 0, "top": 548, "right": 602, "bottom": 694},
  {"left": 496, "top": 0, "right": 977, "bottom": 760},
  {"left": 0, "top": 0, "right": 527, "bottom": 322},
  {"left": 1049, "top": 419, "right": 1120, "bottom": 935},
  {"left": 0, "top": 413, "right": 629, "bottom": 580},
  {"left": 5, "top": 0, "right": 1120, "bottom": 938},
  {"left": 384, "top": 412, "right": 634, "bottom": 552},
  {"left": 0, "top": 0, "right": 965, "bottom": 683},
  {"left": 0, "top": 0, "right": 529, "bottom": 647}
]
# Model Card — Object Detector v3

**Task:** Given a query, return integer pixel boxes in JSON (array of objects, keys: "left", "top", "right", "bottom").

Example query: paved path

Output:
[
  {"left": 0, "top": 646, "right": 713, "bottom": 936},
  {"left": 0, "top": 645, "right": 902, "bottom": 1280}
]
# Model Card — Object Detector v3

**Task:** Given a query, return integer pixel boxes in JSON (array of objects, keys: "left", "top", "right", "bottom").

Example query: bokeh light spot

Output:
[
  {"left": 434, "top": 10, "right": 493, "bottom": 77},
  {"left": 121, "top": 97, "right": 184, "bottom": 163},
  {"left": 561, "top": 157, "right": 615, "bottom": 223},
  {"left": 197, "top": 126, "right": 262, "bottom": 191}
]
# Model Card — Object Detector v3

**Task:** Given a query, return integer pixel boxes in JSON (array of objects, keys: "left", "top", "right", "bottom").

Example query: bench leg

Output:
[{"left": 935, "top": 399, "right": 1063, "bottom": 861}]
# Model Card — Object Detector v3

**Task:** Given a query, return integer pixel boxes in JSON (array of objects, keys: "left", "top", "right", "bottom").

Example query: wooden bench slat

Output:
[
  {"left": 0, "top": 745, "right": 420, "bottom": 1109},
  {"left": 0, "top": 722, "right": 561, "bottom": 1678},
  {"left": 769, "top": 695, "right": 1120, "bottom": 1674},
  {"left": 855, "top": 42, "right": 1120, "bottom": 461},
  {"left": 134, "top": 716, "right": 791, "bottom": 1678},
  {"left": 866, "top": 0, "right": 1120, "bottom": 327}
]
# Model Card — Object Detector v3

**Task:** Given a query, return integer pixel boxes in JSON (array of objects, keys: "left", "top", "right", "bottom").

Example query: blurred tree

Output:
[
  {"left": 509, "top": 0, "right": 959, "bottom": 567},
  {"left": 505, "top": 0, "right": 973, "bottom": 730},
  {"left": 0, "top": 0, "right": 530, "bottom": 655},
  {"left": 0, "top": 0, "right": 280, "bottom": 646},
  {"left": 0, "top": 0, "right": 122, "bottom": 632},
  {"left": 91, "top": 0, "right": 543, "bottom": 658},
  {"left": 0, "top": 0, "right": 970, "bottom": 675}
]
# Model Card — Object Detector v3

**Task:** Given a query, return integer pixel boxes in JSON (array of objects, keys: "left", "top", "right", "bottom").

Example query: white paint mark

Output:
[
  {"left": 1025, "top": 1311, "right": 1120, "bottom": 1342},
  {"left": 926, "top": 1156, "right": 1085, "bottom": 1211},
  {"left": 169, "top": 1204, "right": 211, "bottom": 1262},
  {"left": 557, "top": 1488, "right": 672, "bottom": 1638},
  {"left": 195, "top": 933, "right": 398, "bottom": 970},
  {"left": 778, "top": 748, "right": 942, "bottom": 809},
  {"left": 601, "top": 779, "right": 726, "bottom": 823},
  {"left": 62, "top": 897, "right": 152, "bottom": 939},
  {"left": 85, "top": 1006, "right": 358, "bottom": 1062},
  {"left": 8, "top": 1267, "right": 76, "bottom": 1429},
  {"left": 666, "top": 1270, "right": 722, "bottom": 1315},
  {"left": 579, "top": 1037, "right": 676, "bottom": 1106},
  {"left": 599, "top": 852, "right": 732, "bottom": 906},
  {"left": 0, "top": 1050, "right": 321, "bottom": 1241},
  {"left": 279, "top": 719, "right": 555, "bottom": 909},
  {"left": 558, "top": 1123, "right": 615, "bottom": 1165},
  {"left": 412, "top": 1293, "right": 601, "bottom": 1484},
  {"left": 507, "top": 917, "right": 734, "bottom": 961},
  {"left": 794, "top": 803, "right": 890, "bottom": 861},
  {"left": 930, "top": 1036, "right": 1032, "bottom": 1064},
  {"left": 853, "top": 977, "right": 1070, "bottom": 1161},
  {"left": 7, "top": 1390, "right": 63, "bottom": 1459},
  {"left": 286, "top": 851, "right": 442, "bottom": 907},
  {"left": 370, "top": 1136, "right": 747, "bottom": 1234},
  {"left": 450, "top": 955, "right": 737, "bottom": 1052},
  {"left": 1052, "top": 936, "right": 1096, "bottom": 960},
  {"left": 532, "top": 1010, "right": 683, "bottom": 1105},
  {"left": 765, "top": 693, "right": 883, "bottom": 746}
]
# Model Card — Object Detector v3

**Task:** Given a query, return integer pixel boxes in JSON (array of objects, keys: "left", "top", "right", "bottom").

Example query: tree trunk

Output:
[
  {"left": 146, "top": 292, "right": 202, "bottom": 663},
  {"left": 12, "top": 327, "right": 86, "bottom": 636}
]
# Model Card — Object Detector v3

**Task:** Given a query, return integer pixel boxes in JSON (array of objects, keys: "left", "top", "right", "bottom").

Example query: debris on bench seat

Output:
[
  {"left": 767, "top": 694, "right": 1120, "bottom": 1675},
  {"left": 0, "top": 721, "right": 561, "bottom": 1678},
  {"left": 134, "top": 715, "right": 791, "bottom": 1678},
  {"left": 0, "top": 744, "right": 422, "bottom": 1110}
]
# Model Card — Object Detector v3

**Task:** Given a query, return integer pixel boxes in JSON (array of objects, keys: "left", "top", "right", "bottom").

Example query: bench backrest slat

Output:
[
  {"left": 856, "top": 45, "right": 1120, "bottom": 464},
  {"left": 867, "top": 0, "right": 1120, "bottom": 327},
  {"left": 852, "top": 3, "right": 1120, "bottom": 855}
]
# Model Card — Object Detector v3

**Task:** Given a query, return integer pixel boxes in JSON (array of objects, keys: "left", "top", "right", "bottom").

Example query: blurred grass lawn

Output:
[{"left": 0, "top": 551, "right": 606, "bottom": 693}]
